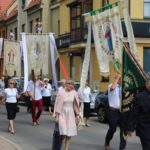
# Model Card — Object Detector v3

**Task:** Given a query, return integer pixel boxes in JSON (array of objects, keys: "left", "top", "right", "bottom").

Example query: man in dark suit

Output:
[{"left": 127, "top": 78, "right": 150, "bottom": 150}]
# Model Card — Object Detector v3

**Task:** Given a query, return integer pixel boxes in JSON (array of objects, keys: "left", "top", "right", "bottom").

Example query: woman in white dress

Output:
[
  {"left": 3, "top": 79, "right": 21, "bottom": 134},
  {"left": 54, "top": 80, "right": 80, "bottom": 150}
]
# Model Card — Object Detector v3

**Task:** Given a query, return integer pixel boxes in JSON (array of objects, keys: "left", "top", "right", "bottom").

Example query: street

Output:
[{"left": 0, "top": 105, "right": 141, "bottom": 150}]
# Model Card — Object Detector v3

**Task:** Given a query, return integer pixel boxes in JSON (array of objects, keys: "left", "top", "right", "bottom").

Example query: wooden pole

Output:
[{"left": 121, "top": 40, "right": 148, "bottom": 80}]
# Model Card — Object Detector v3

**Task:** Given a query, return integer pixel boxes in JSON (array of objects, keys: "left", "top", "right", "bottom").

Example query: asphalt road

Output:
[{"left": 0, "top": 105, "right": 142, "bottom": 150}]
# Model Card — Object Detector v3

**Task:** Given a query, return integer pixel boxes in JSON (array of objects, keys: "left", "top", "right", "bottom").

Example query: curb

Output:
[{"left": 0, "top": 136, "right": 22, "bottom": 150}]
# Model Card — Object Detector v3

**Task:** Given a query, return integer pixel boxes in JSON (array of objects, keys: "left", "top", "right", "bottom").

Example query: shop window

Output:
[
  {"left": 144, "top": 0, "right": 150, "bottom": 18},
  {"left": 144, "top": 48, "right": 150, "bottom": 77}
]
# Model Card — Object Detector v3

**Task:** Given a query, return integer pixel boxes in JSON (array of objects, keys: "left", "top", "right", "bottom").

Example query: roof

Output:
[
  {"left": 5, "top": 5, "right": 17, "bottom": 21},
  {"left": 0, "top": 0, "right": 16, "bottom": 21},
  {"left": 0, "top": 0, "right": 15, "bottom": 13},
  {"left": 24, "top": 0, "right": 41, "bottom": 11}
]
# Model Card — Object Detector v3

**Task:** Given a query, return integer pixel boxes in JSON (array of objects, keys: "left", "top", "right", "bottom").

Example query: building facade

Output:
[{"left": 56, "top": 0, "right": 150, "bottom": 92}]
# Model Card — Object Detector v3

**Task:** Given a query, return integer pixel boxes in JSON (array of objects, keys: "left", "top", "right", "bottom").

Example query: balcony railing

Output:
[
  {"left": 56, "top": 27, "right": 94, "bottom": 49},
  {"left": 56, "top": 33, "right": 71, "bottom": 48}
]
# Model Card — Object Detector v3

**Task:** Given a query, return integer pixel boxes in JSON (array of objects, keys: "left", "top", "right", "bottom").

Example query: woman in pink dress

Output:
[{"left": 54, "top": 80, "right": 80, "bottom": 150}]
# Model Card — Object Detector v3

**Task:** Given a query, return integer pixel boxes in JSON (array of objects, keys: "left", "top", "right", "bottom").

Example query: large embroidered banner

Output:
[
  {"left": 25, "top": 34, "right": 50, "bottom": 76},
  {"left": 3, "top": 40, "right": 21, "bottom": 76},
  {"left": 92, "top": 6, "right": 123, "bottom": 75}
]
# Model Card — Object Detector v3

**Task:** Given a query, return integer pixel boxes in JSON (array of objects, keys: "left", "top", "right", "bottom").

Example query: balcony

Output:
[
  {"left": 56, "top": 33, "right": 71, "bottom": 48},
  {"left": 56, "top": 27, "right": 93, "bottom": 49}
]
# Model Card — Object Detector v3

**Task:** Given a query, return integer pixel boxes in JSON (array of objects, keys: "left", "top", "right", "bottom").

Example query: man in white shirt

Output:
[
  {"left": 27, "top": 74, "right": 44, "bottom": 126},
  {"left": 104, "top": 74, "right": 126, "bottom": 150}
]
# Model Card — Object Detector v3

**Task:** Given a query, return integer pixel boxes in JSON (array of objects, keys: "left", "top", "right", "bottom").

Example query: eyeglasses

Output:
[{"left": 9, "top": 82, "right": 15, "bottom": 85}]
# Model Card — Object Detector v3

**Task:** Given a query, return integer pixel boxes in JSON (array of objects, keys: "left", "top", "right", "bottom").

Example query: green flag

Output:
[{"left": 121, "top": 47, "right": 146, "bottom": 113}]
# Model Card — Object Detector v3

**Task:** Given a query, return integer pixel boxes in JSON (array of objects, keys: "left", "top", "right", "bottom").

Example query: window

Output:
[
  {"left": 14, "top": 27, "right": 17, "bottom": 41},
  {"left": 2, "top": 30, "right": 5, "bottom": 38},
  {"left": 22, "top": 0, "right": 25, "bottom": 9},
  {"left": 70, "top": 0, "right": 92, "bottom": 42},
  {"left": 30, "top": 21, "right": 33, "bottom": 33},
  {"left": 102, "top": 0, "right": 109, "bottom": 7},
  {"left": 36, "top": 18, "right": 40, "bottom": 23},
  {"left": 144, "top": 48, "right": 150, "bottom": 76},
  {"left": 22, "top": 24, "right": 25, "bottom": 32},
  {"left": 144, "top": 0, "right": 150, "bottom": 18}
]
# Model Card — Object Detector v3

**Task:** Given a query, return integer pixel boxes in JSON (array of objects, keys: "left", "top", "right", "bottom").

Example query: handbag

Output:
[{"left": 52, "top": 122, "right": 62, "bottom": 150}]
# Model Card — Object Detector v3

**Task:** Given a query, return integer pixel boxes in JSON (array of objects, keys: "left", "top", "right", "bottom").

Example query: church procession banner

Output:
[
  {"left": 22, "top": 33, "right": 64, "bottom": 91},
  {"left": 3, "top": 40, "right": 21, "bottom": 77},
  {"left": 121, "top": 46, "right": 147, "bottom": 113},
  {"left": 122, "top": 0, "right": 138, "bottom": 60},
  {"left": 92, "top": 5, "right": 123, "bottom": 76},
  {"left": 24, "top": 34, "right": 50, "bottom": 76},
  {"left": 22, "top": 33, "right": 52, "bottom": 91}
]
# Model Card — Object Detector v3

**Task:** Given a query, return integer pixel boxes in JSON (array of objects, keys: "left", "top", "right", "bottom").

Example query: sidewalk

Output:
[{"left": 0, "top": 136, "right": 20, "bottom": 150}]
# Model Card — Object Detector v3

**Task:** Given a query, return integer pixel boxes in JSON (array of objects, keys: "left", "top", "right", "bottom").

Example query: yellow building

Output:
[{"left": 56, "top": 0, "right": 150, "bottom": 92}]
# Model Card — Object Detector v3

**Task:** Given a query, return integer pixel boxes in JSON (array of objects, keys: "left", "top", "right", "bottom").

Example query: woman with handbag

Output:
[
  {"left": 2, "top": 79, "right": 21, "bottom": 134},
  {"left": 54, "top": 80, "right": 80, "bottom": 150}
]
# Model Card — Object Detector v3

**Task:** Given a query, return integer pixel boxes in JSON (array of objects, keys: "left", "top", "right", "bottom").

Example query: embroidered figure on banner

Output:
[{"left": 8, "top": 50, "right": 15, "bottom": 64}]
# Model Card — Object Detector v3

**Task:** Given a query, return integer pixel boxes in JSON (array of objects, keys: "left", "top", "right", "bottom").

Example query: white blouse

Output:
[
  {"left": 4, "top": 88, "right": 18, "bottom": 103},
  {"left": 83, "top": 86, "right": 91, "bottom": 103},
  {"left": 42, "top": 83, "right": 52, "bottom": 97}
]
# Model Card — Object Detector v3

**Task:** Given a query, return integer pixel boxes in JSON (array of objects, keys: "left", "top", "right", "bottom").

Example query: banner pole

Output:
[{"left": 121, "top": 40, "right": 148, "bottom": 80}]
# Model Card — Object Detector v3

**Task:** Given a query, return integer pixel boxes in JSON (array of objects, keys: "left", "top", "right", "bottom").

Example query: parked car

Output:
[{"left": 95, "top": 91, "right": 109, "bottom": 123}]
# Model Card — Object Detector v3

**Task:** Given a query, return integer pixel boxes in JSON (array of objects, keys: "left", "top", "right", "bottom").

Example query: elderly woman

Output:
[
  {"left": 83, "top": 82, "right": 91, "bottom": 127},
  {"left": 54, "top": 80, "right": 80, "bottom": 150},
  {"left": 42, "top": 78, "right": 52, "bottom": 114},
  {"left": 3, "top": 79, "right": 21, "bottom": 134}
]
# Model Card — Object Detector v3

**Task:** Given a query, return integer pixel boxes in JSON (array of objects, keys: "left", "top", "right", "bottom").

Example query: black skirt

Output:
[
  {"left": 84, "top": 102, "right": 90, "bottom": 118},
  {"left": 42, "top": 96, "right": 52, "bottom": 107},
  {"left": 6, "top": 102, "right": 17, "bottom": 120}
]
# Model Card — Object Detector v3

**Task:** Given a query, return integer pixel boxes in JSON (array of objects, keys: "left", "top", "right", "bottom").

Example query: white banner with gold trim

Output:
[
  {"left": 3, "top": 40, "right": 21, "bottom": 77},
  {"left": 24, "top": 34, "right": 50, "bottom": 77},
  {"left": 92, "top": 6, "right": 123, "bottom": 74}
]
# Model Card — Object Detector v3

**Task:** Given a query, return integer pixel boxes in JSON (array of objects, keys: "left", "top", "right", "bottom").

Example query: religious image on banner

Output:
[
  {"left": 3, "top": 40, "right": 21, "bottom": 76},
  {"left": 92, "top": 6, "right": 123, "bottom": 75},
  {"left": 26, "top": 35, "right": 50, "bottom": 76}
]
